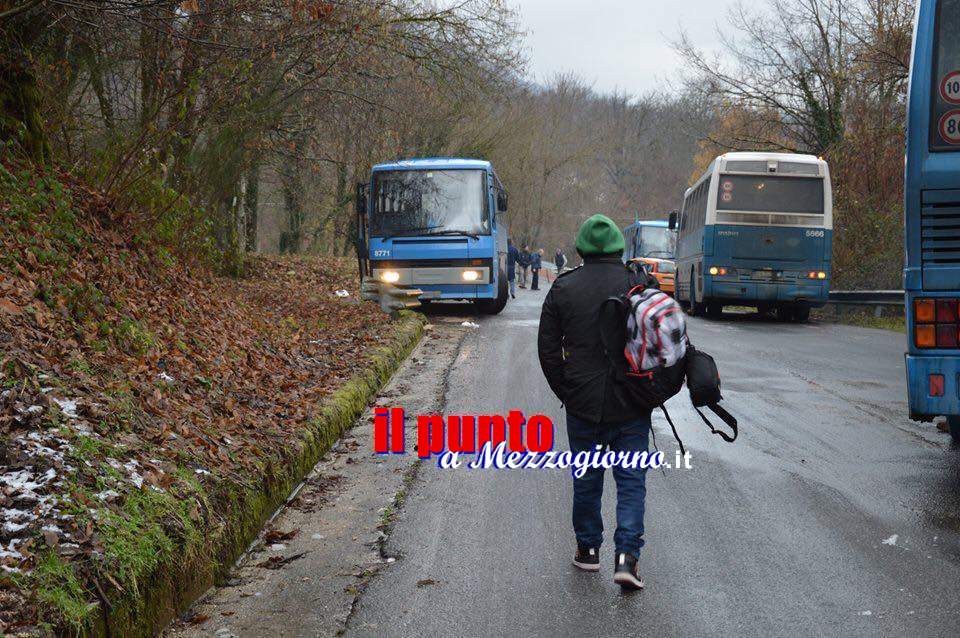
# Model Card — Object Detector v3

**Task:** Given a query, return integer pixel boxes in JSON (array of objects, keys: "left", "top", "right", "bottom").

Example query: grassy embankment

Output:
[{"left": 0, "top": 159, "right": 422, "bottom": 636}]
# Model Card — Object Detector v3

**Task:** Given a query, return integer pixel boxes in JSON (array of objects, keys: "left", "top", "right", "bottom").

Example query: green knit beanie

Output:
[{"left": 575, "top": 214, "right": 625, "bottom": 257}]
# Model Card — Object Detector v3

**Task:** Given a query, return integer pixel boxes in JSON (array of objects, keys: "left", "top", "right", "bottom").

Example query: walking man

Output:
[
  {"left": 530, "top": 248, "right": 543, "bottom": 291},
  {"left": 507, "top": 239, "right": 520, "bottom": 299},
  {"left": 537, "top": 214, "right": 653, "bottom": 591},
  {"left": 555, "top": 248, "right": 566, "bottom": 275}
]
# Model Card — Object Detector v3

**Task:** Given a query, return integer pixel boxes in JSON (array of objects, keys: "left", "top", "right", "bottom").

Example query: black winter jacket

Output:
[{"left": 537, "top": 256, "right": 653, "bottom": 424}]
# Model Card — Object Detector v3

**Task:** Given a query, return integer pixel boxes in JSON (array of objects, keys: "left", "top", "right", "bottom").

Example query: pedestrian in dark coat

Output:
[
  {"left": 506, "top": 239, "right": 520, "bottom": 299},
  {"left": 555, "top": 249, "right": 566, "bottom": 274},
  {"left": 519, "top": 246, "right": 531, "bottom": 288},
  {"left": 537, "top": 214, "right": 654, "bottom": 590},
  {"left": 530, "top": 248, "right": 543, "bottom": 290}
]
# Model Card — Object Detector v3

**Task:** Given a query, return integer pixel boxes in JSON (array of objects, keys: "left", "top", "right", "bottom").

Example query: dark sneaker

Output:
[
  {"left": 573, "top": 544, "right": 600, "bottom": 572},
  {"left": 613, "top": 552, "right": 644, "bottom": 590}
]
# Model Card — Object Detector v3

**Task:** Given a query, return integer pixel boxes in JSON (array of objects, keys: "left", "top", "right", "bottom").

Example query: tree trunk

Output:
[
  {"left": 243, "top": 161, "right": 261, "bottom": 252},
  {"left": 0, "top": 25, "right": 50, "bottom": 164}
]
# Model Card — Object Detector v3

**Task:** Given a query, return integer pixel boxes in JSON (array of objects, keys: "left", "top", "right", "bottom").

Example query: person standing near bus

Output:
[
  {"left": 519, "top": 245, "right": 531, "bottom": 289},
  {"left": 507, "top": 238, "right": 520, "bottom": 299},
  {"left": 555, "top": 248, "right": 566, "bottom": 275},
  {"left": 537, "top": 214, "right": 654, "bottom": 591},
  {"left": 530, "top": 248, "right": 543, "bottom": 290}
]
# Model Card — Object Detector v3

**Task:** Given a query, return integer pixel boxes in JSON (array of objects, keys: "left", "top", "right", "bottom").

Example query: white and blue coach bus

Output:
[{"left": 672, "top": 152, "right": 833, "bottom": 322}]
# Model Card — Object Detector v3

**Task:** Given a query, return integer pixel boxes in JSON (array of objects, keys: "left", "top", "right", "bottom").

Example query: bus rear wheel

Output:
[
  {"left": 689, "top": 268, "right": 706, "bottom": 316},
  {"left": 706, "top": 302, "right": 723, "bottom": 318},
  {"left": 948, "top": 416, "right": 960, "bottom": 445}
]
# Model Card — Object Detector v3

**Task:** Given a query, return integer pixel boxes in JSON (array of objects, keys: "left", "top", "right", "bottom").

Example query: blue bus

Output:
[
  {"left": 355, "top": 158, "right": 510, "bottom": 313},
  {"left": 904, "top": 0, "right": 960, "bottom": 441},
  {"left": 622, "top": 219, "right": 676, "bottom": 260},
  {"left": 623, "top": 219, "right": 677, "bottom": 295},
  {"left": 672, "top": 152, "right": 833, "bottom": 322}
]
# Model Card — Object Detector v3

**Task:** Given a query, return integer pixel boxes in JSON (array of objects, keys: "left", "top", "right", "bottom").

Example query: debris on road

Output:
[
  {"left": 461, "top": 321, "right": 480, "bottom": 329},
  {"left": 256, "top": 552, "right": 309, "bottom": 570}
]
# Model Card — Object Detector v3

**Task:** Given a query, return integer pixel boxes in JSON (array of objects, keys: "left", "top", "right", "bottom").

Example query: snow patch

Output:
[
  {"left": 52, "top": 397, "right": 80, "bottom": 418},
  {"left": 334, "top": 289, "right": 350, "bottom": 298},
  {"left": 461, "top": 321, "right": 480, "bottom": 329},
  {"left": 881, "top": 534, "right": 899, "bottom": 546}
]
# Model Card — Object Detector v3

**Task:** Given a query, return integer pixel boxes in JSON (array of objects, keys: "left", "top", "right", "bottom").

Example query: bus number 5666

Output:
[{"left": 805, "top": 230, "right": 825, "bottom": 238}]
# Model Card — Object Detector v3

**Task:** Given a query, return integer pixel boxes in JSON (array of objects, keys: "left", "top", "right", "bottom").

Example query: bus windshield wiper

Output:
[
  {"left": 383, "top": 225, "right": 443, "bottom": 240},
  {"left": 422, "top": 229, "right": 480, "bottom": 240}
]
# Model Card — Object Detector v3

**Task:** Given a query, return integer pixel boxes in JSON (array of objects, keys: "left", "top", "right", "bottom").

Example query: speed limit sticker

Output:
[
  {"left": 721, "top": 192, "right": 733, "bottom": 203},
  {"left": 939, "top": 110, "right": 960, "bottom": 145},
  {"left": 940, "top": 71, "right": 960, "bottom": 104},
  {"left": 722, "top": 180, "right": 734, "bottom": 192}
]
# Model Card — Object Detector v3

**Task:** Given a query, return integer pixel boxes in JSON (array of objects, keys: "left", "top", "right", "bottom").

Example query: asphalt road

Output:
[{"left": 342, "top": 285, "right": 960, "bottom": 637}]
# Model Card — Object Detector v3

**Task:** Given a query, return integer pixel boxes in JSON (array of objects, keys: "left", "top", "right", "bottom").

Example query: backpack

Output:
[{"left": 598, "top": 285, "right": 738, "bottom": 456}]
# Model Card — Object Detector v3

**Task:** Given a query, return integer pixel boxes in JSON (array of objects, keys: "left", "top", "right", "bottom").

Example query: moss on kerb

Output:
[{"left": 84, "top": 313, "right": 424, "bottom": 638}]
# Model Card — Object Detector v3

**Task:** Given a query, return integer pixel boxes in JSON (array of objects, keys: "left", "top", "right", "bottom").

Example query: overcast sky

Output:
[{"left": 513, "top": 0, "right": 734, "bottom": 96}]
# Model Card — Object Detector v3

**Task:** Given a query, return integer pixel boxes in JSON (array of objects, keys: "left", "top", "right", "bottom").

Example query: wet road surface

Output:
[{"left": 343, "top": 287, "right": 960, "bottom": 637}]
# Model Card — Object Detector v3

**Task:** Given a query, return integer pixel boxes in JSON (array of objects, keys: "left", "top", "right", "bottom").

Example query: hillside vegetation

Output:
[{"left": 0, "top": 159, "right": 388, "bottom": 634}]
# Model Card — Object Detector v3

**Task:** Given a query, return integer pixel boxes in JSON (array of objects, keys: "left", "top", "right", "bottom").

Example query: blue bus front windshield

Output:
[
  {"left": 637, "top": 226, "right": 675, "bottom": 259},
  {"left": 371, "top": 170, "right": 489, "bottom": 237}
]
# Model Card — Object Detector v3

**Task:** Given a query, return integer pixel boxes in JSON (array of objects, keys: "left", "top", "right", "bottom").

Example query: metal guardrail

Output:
[
  {"left": 827, "top": 290, "right": 905, "bottom": 307},
  {"left": 826, "top": 290, "right": 904, "bottom": 318}
]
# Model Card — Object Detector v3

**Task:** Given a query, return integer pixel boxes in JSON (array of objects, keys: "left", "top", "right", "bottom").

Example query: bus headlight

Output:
[
  {"left": 380, "top": 271, "right": 400, "bottom": 283},
  {"left": 462, "top": 270, "right": 480, "bottom": 282}
]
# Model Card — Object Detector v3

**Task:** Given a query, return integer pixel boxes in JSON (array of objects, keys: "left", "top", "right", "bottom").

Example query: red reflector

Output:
[
  {"left": 930, "top": 374, "right": 945, "bottom": 398},
  {"left": 936, "top": 300, "right": 958, "bottom": 323},
  {"left": 937, "top": 324, "right": 959, "bottom": 348}
]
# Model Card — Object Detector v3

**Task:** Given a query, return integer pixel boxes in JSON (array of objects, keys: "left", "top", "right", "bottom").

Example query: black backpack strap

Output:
[
  {"left": 659, "top": 404, "right": 686, "bottom": 457},
  {"left": 694, "top": 404, "right": 738, "bottom": 442}
]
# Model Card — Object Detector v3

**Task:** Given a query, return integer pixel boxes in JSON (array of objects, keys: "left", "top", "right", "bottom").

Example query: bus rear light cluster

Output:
[
  {"left": 708, "top": 266, "right": 735, "bottom": 276},
  {"left": 806, "top": 271, "right": 827, "bottom": 279},
  {"left": 914, "top": 299, "right": 960, "bottom": 349}
]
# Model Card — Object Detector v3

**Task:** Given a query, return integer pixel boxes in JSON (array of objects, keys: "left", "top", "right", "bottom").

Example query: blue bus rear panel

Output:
[{"left": 692, "top": 224, "right": 832, "bottom": 306}]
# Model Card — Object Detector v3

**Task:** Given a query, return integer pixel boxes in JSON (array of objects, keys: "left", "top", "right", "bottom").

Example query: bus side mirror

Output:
[
  {"left": 355, "top": 182, "right": 368, "bottom": 215},
  {"left": 497, "top": 190, "right": 508, "bottom": 213},
  {"left": 668, "top": 210, "right": 678, "bottom": 231}
]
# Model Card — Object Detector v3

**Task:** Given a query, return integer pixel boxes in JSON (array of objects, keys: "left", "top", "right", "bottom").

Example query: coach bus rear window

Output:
[
  {"left": 716, "top": 175, "right": 824, "bottom": 215},
  {"left": 931, "top": 0, "right": 960, "bottom": 151}
]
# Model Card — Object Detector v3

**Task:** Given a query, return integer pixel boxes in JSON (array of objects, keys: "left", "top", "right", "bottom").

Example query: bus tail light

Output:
[
  {"left": 916, "top": 324, "right": 936, "bottom": 348},
  {"left": 915, "top": 299, "right": 936, "bottom": 323},
  {"left": 936, "top": 300, "right": 958, "bottom": 323},
  {"left": 937, "top": 324, "right": 959, "bottom": 348},
  {"left": 914, "top": 298, "right": 960, "bottom": 349}
]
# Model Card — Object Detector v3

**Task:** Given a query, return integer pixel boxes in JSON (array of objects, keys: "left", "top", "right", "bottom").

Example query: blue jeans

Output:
[{"left": 566, "top": 411, "right": 651, "bottom": 557}]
